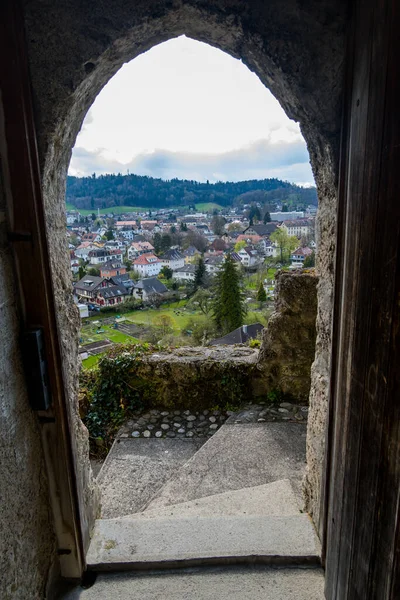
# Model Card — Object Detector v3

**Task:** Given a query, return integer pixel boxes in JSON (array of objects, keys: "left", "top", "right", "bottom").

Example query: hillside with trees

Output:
[{"left": 66, "top": 173, "right": 317, "bottom": 211}]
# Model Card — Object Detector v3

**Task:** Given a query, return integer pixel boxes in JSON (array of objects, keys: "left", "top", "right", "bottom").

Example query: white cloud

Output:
[{"left": 70, "top": 36, "right": 314, "bottom": 185}]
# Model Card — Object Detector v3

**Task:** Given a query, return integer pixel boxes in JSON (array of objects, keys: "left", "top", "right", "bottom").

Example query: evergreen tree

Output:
[
  {"left": 263, "top": 211, "right": 271, "bottom": 223},
  {"left": 212, "top": 254, "right": 246, "bottom": 334},
  {"left": 256, "top": 282, "right": 267, "bottom": 302},
  {"left": 303, "top": 251, "right": 316, "bottom": 268},
  {"left": 160, "top": 233, "right": 172, "bottom": 253},
  {"left": 248, "top": 204, "right": 261, "bottom": 223},
  {"left": 160, "top": 266, "right": 173, "bottom": 280},
  {"left": 194, "top": 257, "right": 206, "bottom": 289},
  {"left": 153, "top": 232, "right": 162, "bottom": 254}
]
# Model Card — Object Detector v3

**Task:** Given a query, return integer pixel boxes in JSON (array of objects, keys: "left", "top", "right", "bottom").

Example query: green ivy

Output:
[{"left": 80, "top": 342, "right": 155, "bottom": 454}]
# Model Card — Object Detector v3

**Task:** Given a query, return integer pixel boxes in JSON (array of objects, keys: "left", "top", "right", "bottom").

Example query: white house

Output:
[
  {"left": 281, "top": 219, "right": 314, "bottom": 238},
  {"left": 119, "top": 229, "right": 136, "bottom": 241},
  {"left": 237, "top": 247, "right": 262, "bottom": 268},
  {"left": 74, "top": 243, "right": 97, "bottom": 259},
  {"left": 127, "top": 241, "right": 155, "bottom": 261},
  {"left": 88, "top": 249, "right": 110, "bottom": 265},
  {"left": 172, "top": 264, "right": 196, "bottom": 281},
  {"left": 132, "top": 277, "right": 168, "bottom": 302},
  {"left": 257, "top": 239, "right": 274, "bottom": 257},
  {"left": 159, "top": 249, "right": 185, "bottom": 271},
  {"left": 204, "top": 255, "right": 223, "bottom": 275},
  {"left": 270, "top": 211, "right": 304, "bottom": 221},
  {"left": 132, "top": 253, "right": 162, "bottom": 277},
  {"left": 66, "top": 211, "right": 80, "bottom": 225},
  {"left": 290, "top": 246, "right": 313, "bottom": 267}
]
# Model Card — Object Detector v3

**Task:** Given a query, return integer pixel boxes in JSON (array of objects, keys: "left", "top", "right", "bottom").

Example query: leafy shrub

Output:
[
  {"left": 79, "top": 342, "right": 154, "bottom": 455},
  {"left": 182, "top": 318, "right": 217, "bottom": 345},
  {"left": 248, "top": 338, "right": 261, "bottom": 348},
  {"left": 100, "top": 297, "right": 141, "bottom": 314}
]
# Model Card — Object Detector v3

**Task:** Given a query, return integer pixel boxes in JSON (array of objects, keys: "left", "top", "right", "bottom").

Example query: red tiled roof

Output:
[{"left": 133, "top": 253, "right": 160, "bottom": 265}]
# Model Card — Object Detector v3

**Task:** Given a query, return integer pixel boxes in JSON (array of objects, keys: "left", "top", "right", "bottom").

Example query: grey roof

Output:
[
  {"left": 174, "top": 264, "right": 197, "bottom": 274},
  {"left": 88, "top": 249, "right": 108, "bottom": 257},
  {"left": 74, "top": 275, "right": 104, "bottom": 292},
  {"left": 161, "top": 249, "right": 184, "bottom": 261},
  {"left": 110, "top": 274, "right": 134, "bottom": 288},
  {"left": 134, "top": 277, "right": 168, "bottom": 295},
  {"left": 204, "top": 255, "right": 224, "bottom": 265},
  {"left": 210, "top": 323, "right": 264, "bottom": 346},
  {"left": 244, "top": 223, "right": 278, "bottom": 236},
  {"left": 97, "top": 284, "right": 129, "bottom": 299},
  {"left": 100, "top": 260, "right": 123, "bottom": 270},
  {"left": 184, "top": 245, "right": 201, "bottom": 256}
]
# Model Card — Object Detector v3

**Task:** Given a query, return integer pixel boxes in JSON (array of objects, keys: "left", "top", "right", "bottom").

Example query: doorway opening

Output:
[{"left": 36, "top": 4, "right": 342, "bottom": 574}]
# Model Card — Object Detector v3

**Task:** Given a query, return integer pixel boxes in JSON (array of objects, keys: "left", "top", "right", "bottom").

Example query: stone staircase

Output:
[{"left": 68, "top": 419, "right": 323, "bottom": 599}]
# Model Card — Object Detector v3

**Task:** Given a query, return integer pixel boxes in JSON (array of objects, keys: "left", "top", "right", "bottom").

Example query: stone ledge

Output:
[{"left": 146, "top": 345, "right": 259, "bottom": 364}]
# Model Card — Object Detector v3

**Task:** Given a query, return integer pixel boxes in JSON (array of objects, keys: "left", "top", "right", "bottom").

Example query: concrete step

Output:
[
  {"left": 120, "top": 479, "right": 302, "bottom": 520},
  {"left": 86, "top": 514, "right": 320, "bottom": 570},
  {"left": 61, "top": 565, "right": 325, "bottom": 599},
  {"left": 144, "top": 422, "right": 307, "bottom": 511},
  {"left": 96, "top": 437, "right": 205, "bottom": 518}
]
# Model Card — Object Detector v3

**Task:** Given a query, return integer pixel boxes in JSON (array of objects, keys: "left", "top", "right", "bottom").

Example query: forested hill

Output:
[{"left": 66, "top": 173, "right": 317, "bottom": 211}]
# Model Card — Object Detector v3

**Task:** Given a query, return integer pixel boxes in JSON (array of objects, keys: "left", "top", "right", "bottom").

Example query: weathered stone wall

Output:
[
  {"left": 256, "top": 270, "right": 318, "bottom": 402},
  {"left": 0, "top": 118, "right": 58, "bottom": 599},
  {"left": 22, "top": 0, "right": 346, "bottom": 538}
]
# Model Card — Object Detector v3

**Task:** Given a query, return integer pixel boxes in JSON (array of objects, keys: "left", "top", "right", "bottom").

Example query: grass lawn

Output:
[
  {"left": 244, "top": 268, "right": 277, "bottom": 291},
  {"left": 80, "top": 322, "right": 138, "bottom": 345},
  {"left": 244, "top": 310, "right": 269, "bottom": 326},
  {"left": 81, "top": 355, "right": 100, "bottom": 370},
  {"left": 195, "top": 202, "right": 224, "bottom": 212},
  {"left": 66, "top": 203, "right": 155, "bottom": 215},
  {"left": 122, "top": 305, "right": 207, "bottom": 332}
]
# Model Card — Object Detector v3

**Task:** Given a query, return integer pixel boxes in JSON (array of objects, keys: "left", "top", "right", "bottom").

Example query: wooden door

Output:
[{"left": 324, "top": 0, "right": 400, "bottom": 597}]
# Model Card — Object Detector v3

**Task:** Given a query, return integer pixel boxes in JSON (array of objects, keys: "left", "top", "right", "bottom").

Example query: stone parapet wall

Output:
[
  {"left": 127, "top": 346, "right": 259, "bottom": 411},
  {"left": 256, "top": 270, "right": 318, "bottom": 403}
]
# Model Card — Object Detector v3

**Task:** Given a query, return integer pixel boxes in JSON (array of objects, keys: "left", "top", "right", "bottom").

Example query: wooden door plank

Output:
[{"left": 0, "top": 1, "right": 84, "bottom": 578}]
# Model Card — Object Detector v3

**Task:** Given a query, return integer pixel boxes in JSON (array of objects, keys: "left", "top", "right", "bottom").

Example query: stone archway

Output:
[{"left": 23, "top": 0, "right": 346, "bottom": 542}]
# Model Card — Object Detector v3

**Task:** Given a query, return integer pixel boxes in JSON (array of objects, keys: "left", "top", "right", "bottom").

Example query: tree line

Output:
[{"left": 66, "top": 173, "right": 317, "bottom": 211}]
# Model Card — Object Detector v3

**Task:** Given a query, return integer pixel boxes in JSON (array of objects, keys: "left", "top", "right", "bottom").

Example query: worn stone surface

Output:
[
  {"left": 62, "top": 565, "right": 325, "bottom": 600},
  {"left": 145, "top": 422, "right": 307, "bottom": 510},
  {"left": 256, "top": 270, "right": 318, "bottom": 403},
  {"left": 86, "top": 514, "right": 320, "bottom": 568},
  {"left": 121, "top": 480, "right": 302, "bottom": 520},
  {"left": 229, "top": 403, "right": 308, "bottom": 424},
  {"left": 97, "top": 438, "right": 204, "bottom": 518},
  {"left": 20, "top": 0, "right": 346, "bottom": 547}
]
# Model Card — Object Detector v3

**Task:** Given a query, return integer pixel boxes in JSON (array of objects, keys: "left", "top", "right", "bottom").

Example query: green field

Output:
[
  {"left": 86, "top": 301, "right": 205, "bottom": 332},
  {"left": 80, "top": 322, "right": 137, "bottom": 345},
  {"left": 195, "top": 202, "right": 224, "bottom": 212},
  {"left": 66, "top": 203, "right": 152, "bottom": 215},
  {"left": 244, "top": 268, "right": 277, "bottom": 290},
  {"left": 81, "top": 355, "right": 100, "bottom": 369},
  {"left": 67, "top": 201, "right": 226, "bottom": 215}
]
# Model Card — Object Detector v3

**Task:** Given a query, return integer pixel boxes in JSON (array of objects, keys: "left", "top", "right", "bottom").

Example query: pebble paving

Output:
[{"left": 117, "top": 402, "right": 308, "bottom": 440}]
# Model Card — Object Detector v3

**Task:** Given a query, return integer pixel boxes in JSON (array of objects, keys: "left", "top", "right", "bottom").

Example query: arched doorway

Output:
[{"left": 3, "top": 0, "right": 345, "bottom": 584}]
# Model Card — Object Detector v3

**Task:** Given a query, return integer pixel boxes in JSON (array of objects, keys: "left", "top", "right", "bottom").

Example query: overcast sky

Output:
[{"left": 69, "top": 36, "right": 314, "bottom": 186}]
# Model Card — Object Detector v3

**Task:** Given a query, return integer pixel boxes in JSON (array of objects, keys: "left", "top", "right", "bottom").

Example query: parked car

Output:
[{"left": 87, "top": 303, "right": 100, "bottom": 312}]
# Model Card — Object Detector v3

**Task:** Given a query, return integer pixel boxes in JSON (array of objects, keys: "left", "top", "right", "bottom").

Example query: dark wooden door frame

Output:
[
  {"left": 323, "top": 0, "right": 400, "bottom": 598},
  {"left": 0, "top": 1, "right": 84, "bottom": 579}
]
